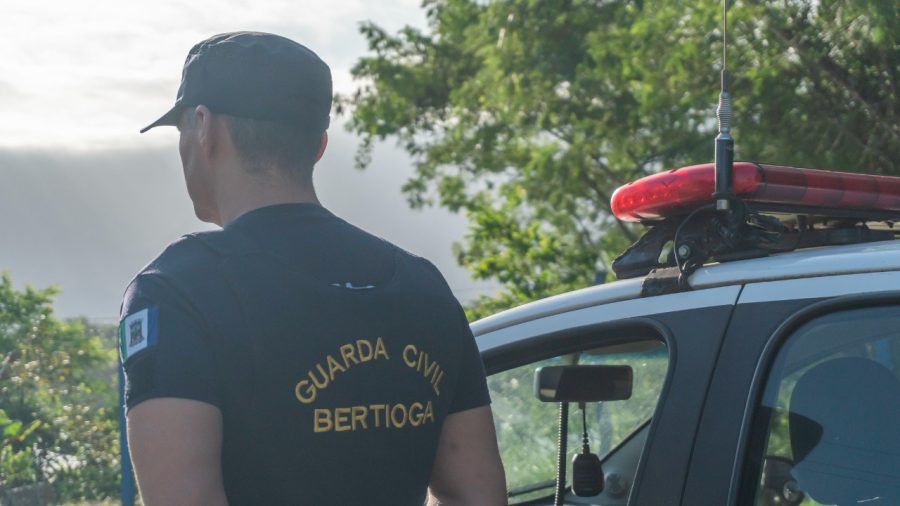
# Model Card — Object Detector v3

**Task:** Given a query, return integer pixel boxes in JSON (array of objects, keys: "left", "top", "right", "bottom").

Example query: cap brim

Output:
[{"left": 139, "top": 104, "right": 184, "bottom": 133}]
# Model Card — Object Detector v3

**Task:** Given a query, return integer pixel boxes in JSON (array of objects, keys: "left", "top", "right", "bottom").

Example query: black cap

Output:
[{"left": 141, "top": 32, "right": 332, "bottom": 133}]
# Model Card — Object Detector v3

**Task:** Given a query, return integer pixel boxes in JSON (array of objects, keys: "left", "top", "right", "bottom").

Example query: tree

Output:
[
  {"left": 342, "top": 0, "right": 899, "bottom": 317},
  {"left": 0, "top": 274, "right": 119, "bottom": 502}
]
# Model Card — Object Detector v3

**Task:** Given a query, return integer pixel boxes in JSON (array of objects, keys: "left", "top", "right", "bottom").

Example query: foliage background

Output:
[
  {"left": 0, "top": 274, "right": 119, "bottom": 502},
  {"left": 343, "top": 0, "right": 899, "bottom": 318}
]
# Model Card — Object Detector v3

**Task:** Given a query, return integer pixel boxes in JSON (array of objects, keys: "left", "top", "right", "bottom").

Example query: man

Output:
[{"left": 121, "top": 31, "right": 506, "bottom": 505}]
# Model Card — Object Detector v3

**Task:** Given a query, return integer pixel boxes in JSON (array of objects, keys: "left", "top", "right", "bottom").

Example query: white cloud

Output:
[
  {"left": 0, "top": 0, "right": 500, "bottom": 320},
  {"left": 0, "top": 0, "right": 426, "bottom": 150},
  {"left": 0, "top": 1, "right": 498, "bottom": 319}
]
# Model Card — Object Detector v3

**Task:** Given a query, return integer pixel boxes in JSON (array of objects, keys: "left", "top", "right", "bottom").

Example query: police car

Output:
[{"left": 474, "top": 162, "right": 900, "bottom": 505}]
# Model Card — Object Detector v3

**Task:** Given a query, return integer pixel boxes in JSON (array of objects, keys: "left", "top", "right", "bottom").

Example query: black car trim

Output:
[{"left": 676, "top": 284, "right": 744, "bottom": 504}]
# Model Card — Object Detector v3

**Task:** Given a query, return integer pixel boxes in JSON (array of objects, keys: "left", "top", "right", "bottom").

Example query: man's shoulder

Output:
[
  {"left": 368, "top": 235, "right": 449, "bottom": 290},
  {"left": 336, "top": 220, "right": 448, "bottom": 283},
  {"left": 131, "top": 231, "right": 230, "bottom": 285},
  {"left": 122, "top": 231, "right": 240, "bottom": 317}
]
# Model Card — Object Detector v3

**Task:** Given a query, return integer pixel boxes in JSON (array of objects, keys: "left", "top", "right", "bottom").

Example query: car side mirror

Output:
[{"left": 534, "top": 365, "right": 633, "bottom": 403}]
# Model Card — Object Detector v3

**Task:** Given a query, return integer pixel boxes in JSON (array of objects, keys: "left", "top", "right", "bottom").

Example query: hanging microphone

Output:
[
  {"left": 572, "top": 450, "right": 604, "bottom": 496},
  {"left": 572, "top": 403, "right": 604, "bottom": 497}
]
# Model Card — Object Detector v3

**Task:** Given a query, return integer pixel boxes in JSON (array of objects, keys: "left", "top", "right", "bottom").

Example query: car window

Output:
[
  {"left": 489, "top": 338, "right": 668, "bottom": 503},
  {"left": 743, "top": 305, "right": 900, "bottom": 506}
]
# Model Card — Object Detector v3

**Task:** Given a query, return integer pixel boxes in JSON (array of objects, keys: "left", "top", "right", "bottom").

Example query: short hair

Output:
[{"left": 222, "top": 115, "right": 323, "bottom": 183}]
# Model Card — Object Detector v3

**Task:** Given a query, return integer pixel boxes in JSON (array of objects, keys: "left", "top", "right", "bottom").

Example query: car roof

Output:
[{"left": 471, "top": 239, "right": 900, "bottom": 337}]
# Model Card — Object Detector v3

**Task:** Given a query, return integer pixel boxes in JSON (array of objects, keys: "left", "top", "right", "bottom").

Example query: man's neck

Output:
[{"left": 214, "top": 172, "right": 319, "bottom": 227}]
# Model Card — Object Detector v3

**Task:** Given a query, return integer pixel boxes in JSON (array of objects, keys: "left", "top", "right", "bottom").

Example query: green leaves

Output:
[
  {"left": 0, "top": 274, "right": 119, "bottom": 500},
  {"left": 1, "top": 415, "right": 41, "bottom": 444},
  {"left": 1, "top": 420, "right": 21, "bottom": 439},
  {"left": 346, "top": 0, "right": 898, "bottom": 316}
]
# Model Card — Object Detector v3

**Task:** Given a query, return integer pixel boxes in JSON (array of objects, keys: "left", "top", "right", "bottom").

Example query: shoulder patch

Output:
[{"left": 119, "top": 307, "right": 158, "bottom": 363}]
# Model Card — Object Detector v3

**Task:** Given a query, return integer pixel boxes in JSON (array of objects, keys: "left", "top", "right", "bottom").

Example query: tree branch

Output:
[
  {"left": 0, "top": 350, "right": 18, "bottom": 381},
  {"left": 760, "top": 4, "right": 900, "bottom": 145},
  {"left": 578, "top": 169, "right": 637, "bottom": 243}
]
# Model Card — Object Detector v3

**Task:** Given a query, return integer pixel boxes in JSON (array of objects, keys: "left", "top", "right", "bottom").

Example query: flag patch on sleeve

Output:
[{"left": 119, "top": 307, "right": 158, "bottom": 363}]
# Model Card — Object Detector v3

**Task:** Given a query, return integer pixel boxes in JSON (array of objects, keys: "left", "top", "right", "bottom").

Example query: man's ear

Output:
[
  {"left": 193, "top": 105, "right": 216, "bottom": 156},
  {"left": 315, "top": 131, "right": 328, "bottom": 162}
]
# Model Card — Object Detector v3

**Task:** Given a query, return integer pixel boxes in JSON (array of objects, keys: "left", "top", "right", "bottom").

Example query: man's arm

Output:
[
  {"left": 127, "top": 398, "right": 228, "bottom": 506},
  {"left": 427, "top": 405, "right": 507, "bottom": 506}
]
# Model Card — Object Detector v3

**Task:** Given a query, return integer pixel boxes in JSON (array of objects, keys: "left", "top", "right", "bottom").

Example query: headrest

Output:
[{"left": 789, "top": 356, "right": 900, "bottom": 505}]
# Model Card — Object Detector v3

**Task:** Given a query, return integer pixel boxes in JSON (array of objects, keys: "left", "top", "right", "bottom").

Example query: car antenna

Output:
[{"left": 712, "top": 0, "right": 734, "bottom": 211}]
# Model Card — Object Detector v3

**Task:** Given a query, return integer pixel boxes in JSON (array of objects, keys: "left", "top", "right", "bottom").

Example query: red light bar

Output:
[{"left": 611, "top": 162, "right": 900, "bottom": 222}]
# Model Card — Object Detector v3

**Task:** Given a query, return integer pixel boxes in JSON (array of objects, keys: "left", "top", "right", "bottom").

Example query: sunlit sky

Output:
[
  {"left": 1, "top": 1, "right": 498, "bottom": 320},
  {"left": 1, "top": 0, "right": 423, "bottom": 150}
]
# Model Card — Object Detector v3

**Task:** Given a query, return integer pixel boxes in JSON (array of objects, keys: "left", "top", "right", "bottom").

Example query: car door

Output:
[
  {"left": 681, "top": 270, "right": 900, "bottom": 506},
  {"left": 476, "top": 286, "right": 740, "bottom": 505}
]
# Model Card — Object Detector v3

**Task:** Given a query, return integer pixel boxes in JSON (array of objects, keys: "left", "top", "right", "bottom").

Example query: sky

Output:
[{"left": 0, "top": 0, "right": 498, "bottom": 321}]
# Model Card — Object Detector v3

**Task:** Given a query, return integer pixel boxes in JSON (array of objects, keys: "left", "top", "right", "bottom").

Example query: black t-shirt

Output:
[{"left": 119, "top": 204, "right": 491, "bottom": 505}]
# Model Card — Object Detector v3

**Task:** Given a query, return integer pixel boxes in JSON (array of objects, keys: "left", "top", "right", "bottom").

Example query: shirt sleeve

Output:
[
  {"left": 447, "top": 303, "right": 492, "bottom": 414},
  {"left": 119, "top": 273, "right": 221, "bottom": 412}
]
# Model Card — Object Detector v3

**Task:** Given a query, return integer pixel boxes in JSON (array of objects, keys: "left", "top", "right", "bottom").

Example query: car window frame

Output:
[
  {"left": 481, "top": 316, "right": 675, "bottom": 505},
  {"left": 474, "top": 285, "right": 742, "bottom": 505}
]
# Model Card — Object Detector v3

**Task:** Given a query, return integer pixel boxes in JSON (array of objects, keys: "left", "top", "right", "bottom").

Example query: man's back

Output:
[
  {"left": 121, "top": 204, "right": 491, "bottom": 504},
  {"left": 127, "top": 31, "right": 505, "bottom": 505}
]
